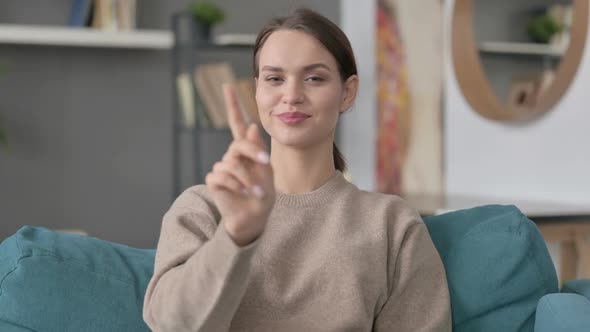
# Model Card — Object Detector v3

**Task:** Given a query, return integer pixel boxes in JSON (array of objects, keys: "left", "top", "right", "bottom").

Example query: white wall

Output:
[
  {"left": 339, "top": 0, "right": 377, "bottom": 191},
  {"left": 444, "top": 0, "right": 590, "bottom": 205}
]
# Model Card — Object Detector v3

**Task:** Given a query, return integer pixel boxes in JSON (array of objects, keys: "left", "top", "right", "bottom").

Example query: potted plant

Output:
[
  {"left": 187, "top": 1, "right": 225, "bottom": 42},
  {"left": 527, "top": 15, "right": 562, "bottom": 44}
]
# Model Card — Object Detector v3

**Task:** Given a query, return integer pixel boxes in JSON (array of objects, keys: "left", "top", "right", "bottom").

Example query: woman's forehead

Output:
[{"left": 257, "top": 30, "right": 338, "bottom": 70}]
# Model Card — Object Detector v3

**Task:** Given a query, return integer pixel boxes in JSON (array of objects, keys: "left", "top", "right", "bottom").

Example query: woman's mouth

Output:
[{"left": 277, "top": 112, "right": 311, "bottom": 125}]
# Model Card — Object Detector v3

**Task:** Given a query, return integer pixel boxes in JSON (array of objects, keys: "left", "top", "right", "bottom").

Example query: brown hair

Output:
[{"left": 252, "top": 8, "right": 357, "bottom": 173}]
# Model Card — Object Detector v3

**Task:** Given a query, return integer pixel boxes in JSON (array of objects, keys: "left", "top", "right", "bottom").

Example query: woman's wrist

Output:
[{"left": 224, "top": 220, "right": 265, "bottom": 247}]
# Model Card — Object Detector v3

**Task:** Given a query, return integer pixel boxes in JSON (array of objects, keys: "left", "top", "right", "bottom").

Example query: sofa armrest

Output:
[
  {"left": 562, "top": 279, "right": 590, "bottom": 300},
  {"left": 535, "top": 293, "right": 590, "bottom": 332}
]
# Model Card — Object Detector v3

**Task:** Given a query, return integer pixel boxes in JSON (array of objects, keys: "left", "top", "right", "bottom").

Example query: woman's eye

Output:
[
  {"left": 305, "top": 76, "right": 325, "bottom": 82},
  {"left": 265, "top": 76, "right": 282, "bottom": 82}
]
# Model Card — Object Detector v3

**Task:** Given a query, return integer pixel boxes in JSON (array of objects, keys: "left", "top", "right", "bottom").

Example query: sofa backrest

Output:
[
  {"left": 0, "top": 205, "right": 559, "bottom": 331},
  {"left": 0, "top": 226, "right": 155, "bottom": 332},
  {"left": 424, "top": 205, "right": 559, "bottom": 332}
]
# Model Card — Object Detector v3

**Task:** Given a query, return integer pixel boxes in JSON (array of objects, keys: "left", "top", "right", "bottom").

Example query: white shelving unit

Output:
[
  {"left": 0, "top": 24, "right": 173, "bottom": 49},
  {"left": 479, "top": 41, "right": 565, "bottom": 57}
]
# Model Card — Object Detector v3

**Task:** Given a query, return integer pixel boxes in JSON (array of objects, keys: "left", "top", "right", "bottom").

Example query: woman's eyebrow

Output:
[
  {"left": 260, "top": 63, "right": 331, "bottom": 73},
  {"left": 303, "top": 63, "right": 331, "bottom": 72},
  {"left": 261, "top": 65, "right": 283, "bottom": 72}
]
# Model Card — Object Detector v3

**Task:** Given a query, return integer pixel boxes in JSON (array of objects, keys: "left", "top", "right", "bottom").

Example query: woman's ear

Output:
[{"left": 340, "top": 75, "right": 359, "bottom": 113}]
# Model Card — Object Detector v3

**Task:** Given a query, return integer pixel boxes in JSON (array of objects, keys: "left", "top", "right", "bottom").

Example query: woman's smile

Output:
[{"left": 276, "top": 111, "right": 311, "bottom": 125}]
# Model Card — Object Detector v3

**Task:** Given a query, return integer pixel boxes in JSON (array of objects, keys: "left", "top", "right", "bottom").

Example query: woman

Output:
[{"left": 143, "top": 8, "right": 451, "bottom": 332}]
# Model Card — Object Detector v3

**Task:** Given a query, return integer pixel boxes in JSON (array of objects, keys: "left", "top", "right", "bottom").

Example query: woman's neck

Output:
[{"left": 271, "top": 141, "right": 336, "bottom": 194}]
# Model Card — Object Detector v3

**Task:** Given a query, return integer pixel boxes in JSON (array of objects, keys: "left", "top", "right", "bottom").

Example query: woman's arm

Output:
[
  {"left": 142, "top": 186, "right": 259, "bottom": 332},
  {"left": 144, "top": 85, "right": 274, "bottom": 332},
  {"left": 374, "top": 221, "right": 452, "bottom": 331}
]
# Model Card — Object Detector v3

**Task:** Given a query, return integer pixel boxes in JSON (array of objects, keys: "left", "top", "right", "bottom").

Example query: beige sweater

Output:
[{"left": 143, "top": 171, "right": 452, "bottom": 331}]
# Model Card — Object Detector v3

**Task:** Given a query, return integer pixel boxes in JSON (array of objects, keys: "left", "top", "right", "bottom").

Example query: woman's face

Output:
[{"left": 255, "top": 30, "right": 357, "bottom": 149}]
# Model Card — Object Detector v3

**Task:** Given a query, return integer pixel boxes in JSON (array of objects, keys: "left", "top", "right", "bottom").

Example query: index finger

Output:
[{"left": 223, "top": 83, "right": 247, "bottom": 139}]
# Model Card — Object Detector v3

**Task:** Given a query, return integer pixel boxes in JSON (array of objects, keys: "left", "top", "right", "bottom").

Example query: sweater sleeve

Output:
[
  {"left": 374, "top": 220, "right": 452, "bottom": 331},
  {"left": 143, "top": 186, "right": 259, "bottom": 332}
]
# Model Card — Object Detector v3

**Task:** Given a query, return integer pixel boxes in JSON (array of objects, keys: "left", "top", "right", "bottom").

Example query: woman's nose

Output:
[{"left": 282, "top": 81, "right": 304, "bottom": 105}]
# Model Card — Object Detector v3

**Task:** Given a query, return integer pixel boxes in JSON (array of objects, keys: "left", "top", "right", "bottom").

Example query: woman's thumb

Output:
[{"left": 246, "top": 123, "right": 266, "bottom": 148}]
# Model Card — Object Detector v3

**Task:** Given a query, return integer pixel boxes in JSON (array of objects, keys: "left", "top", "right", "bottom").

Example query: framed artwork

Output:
[{"left": 376, "top": 0, "right": 444, "bottom": 195}]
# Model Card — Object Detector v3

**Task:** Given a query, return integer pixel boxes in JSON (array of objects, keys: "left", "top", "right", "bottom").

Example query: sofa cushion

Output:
[
  {"left": 562, "top": 279, "right": 590, "bottom": 301},
  {"left": 535, "top": 293, "right": 590, "bottom": 332},
  {"left": 424, "top": 205, "right": 559, "bottom": 332},
  {"left": 0, "top": 320, "right": 34, "bottom": 332},
  {"left": 0, "top": 226, "right": 155, "bottom": 332}
]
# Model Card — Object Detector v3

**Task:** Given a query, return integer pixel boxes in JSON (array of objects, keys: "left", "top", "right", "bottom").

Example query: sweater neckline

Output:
[{"left": 274, "top": 171, "right": 350, "bottom": 207}]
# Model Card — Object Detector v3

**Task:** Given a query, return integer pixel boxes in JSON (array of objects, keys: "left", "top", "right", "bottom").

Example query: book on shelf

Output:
[
  {"left": 177, "top": 72, "right": 215, "bottom": 128},
  {"left": 192, "top": 62, "right": 260, "bottom": 129},
  {"left": 194, "top": 65, "right": 228, "bottom": 128},
  {"left": 176, "top": 73, "right": 196, "bottom": 129},
  {"left": 116, "top": 0, "right": 136, "bottom": 31},
  {"left": 235, "top": 79, "right": 260, "bottom": 124},
  {"left": 210, "top": 63, "right": 238, "bottom": 122},
  {"left": 67, "top": 0, "right": 93, "bottom": 27},
  {"left": 89, "top": 0, "right": 137, "bottom": 31}
]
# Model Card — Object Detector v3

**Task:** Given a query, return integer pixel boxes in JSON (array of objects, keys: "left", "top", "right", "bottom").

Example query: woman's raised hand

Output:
[{"left": 205, "top": 84, "right": 275, "bottom": 246}]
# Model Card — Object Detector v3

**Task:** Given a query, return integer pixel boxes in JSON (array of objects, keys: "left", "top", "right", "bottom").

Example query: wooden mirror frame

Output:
[{"left": 452, "top": 0, "right": 589, "bottom": 122}]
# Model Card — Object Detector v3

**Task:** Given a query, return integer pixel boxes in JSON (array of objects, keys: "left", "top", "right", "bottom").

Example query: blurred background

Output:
[
  {"left": 0, "top": 0, "right": 341, "bottom": 248},
  {"left": 1, "top": 0, "right": 589, "bottom": 284}
]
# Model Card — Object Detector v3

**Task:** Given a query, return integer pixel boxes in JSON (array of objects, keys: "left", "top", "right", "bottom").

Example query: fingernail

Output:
[
  {"left": 252, "top": 185, "right": 264, "bottom": 198},
  {"left": 257, "top": 151, "right": 270, "bottom": 164}
]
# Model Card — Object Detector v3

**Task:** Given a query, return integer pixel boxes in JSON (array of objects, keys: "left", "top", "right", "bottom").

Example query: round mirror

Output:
[{"left": 452, "top": 0, "right": 588, "bottom": 123}]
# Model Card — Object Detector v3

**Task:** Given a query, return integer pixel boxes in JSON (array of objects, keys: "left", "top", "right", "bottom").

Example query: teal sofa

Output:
[{"left": 0, "top": 205, "right": 589, "bottom": 331}]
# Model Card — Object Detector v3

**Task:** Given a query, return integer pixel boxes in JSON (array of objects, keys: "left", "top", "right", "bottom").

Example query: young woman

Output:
[{"left": 143, "top": 8, "right": 451, "bottom": 332}]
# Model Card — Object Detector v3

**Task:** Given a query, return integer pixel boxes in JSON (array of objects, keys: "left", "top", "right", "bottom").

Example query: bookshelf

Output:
[
  {"left": 0, "top": 24, "right": 172, "bottom": 49},
  {"left": 479, "top": 41, "right": 565, "bottom": 57},
  {"left": 171, "top": 13, "right": 266, "bottom": 198}
]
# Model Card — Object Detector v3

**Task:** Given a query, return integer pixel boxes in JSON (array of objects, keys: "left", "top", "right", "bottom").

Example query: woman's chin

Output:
[{"left": 271, "top": 132, "right": 315, "bottom": 149}]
